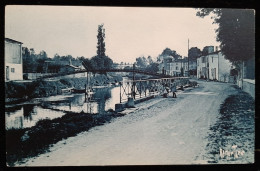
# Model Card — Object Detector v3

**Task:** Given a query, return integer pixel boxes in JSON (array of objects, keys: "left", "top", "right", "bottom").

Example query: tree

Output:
[
  {"left": 136, "top": 56, "right": 148, "bottom": 68},
  {"left": 188, "top": 47, "right": 202, "bottom": 61},
  {"left": 145, "top": 63, "right": 159, "bottom": 73},
  {"left": 147, "top": 56, "right": 153, "bottom": 65},
  {"left": 22, "top": 47, "right": 39, "bottom": 73},
  {"left": 38, "top": 50, "right": 48, "bottom": 59},
  {"left": 196, "top": 8, "right": 255, "bottom": 63},
  {"left": 160, "top": 48, "right": 181, "bottom": 60},
  {"left": 97, "top": 24, "right": 106, "bottom": 57}
]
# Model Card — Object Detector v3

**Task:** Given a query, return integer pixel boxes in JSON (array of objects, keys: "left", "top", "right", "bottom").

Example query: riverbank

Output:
[
  {"left": 6, "top": 109, "right": 124, "bottom": 166},
  {"left": 205, "top": 86, "right": 255, "bottom": 163},
  {"left": 5, "top": 73, "right": 123, "bottom": 104}
]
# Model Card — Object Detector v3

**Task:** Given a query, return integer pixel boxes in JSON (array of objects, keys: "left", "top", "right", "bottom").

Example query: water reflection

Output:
[
  {"left": 5, "top": 105, "right": 65, "bottom": 130},
  {"left": 5, "top": 79, "right": 128, "bottom": 130},
  {"left": 50, "top": 87, "right": 116, "bottom": 114}
]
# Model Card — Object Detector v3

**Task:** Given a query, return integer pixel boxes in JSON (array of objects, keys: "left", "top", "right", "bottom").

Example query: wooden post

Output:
[
  {"left": 120, "top": 82, "right": 122, "bottom": 103},
  {"left": 140, "top": 81, "right": 142, "bottom": 98},
  {"left": 85, "top": 84, "right": 87, "bottom": 102}
]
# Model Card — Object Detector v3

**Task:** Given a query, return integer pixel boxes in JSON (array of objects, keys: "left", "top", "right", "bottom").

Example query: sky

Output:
[{"left": 5, "top": 6, "right": 220, "bottom": 63}]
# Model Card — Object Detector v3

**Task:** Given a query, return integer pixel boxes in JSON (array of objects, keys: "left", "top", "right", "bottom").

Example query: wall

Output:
[
  {"left": 242, "top": 79, "right": 255, "bottom": 99},
  {"left": 197, "top": 56, "right": 206, "bottom": 79},
  {"left": 25, "top": 72, "right": 87, "bottom": 80},
  {"left": 5, "top": 41, "right": 22, "bottom": 64},
  {"left": 243, "top": 57, "right": 255, "bottom": 79},
  {"left": 5, "top": 40, "right": 23, "bottom": 81},
  {"left": 208, "top": 54, "right": 218, "bottom": 80},
  {"left": 5, "top": 63, "right": 23, "bottom": 80}
]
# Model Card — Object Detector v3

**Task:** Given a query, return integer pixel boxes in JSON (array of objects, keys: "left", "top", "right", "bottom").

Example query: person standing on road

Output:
[{"left": 171, "top": 84, "right": 177, "bottom": 98}]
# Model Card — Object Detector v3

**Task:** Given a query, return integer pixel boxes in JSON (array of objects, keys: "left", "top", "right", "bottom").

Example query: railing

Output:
[{"left": 119, "top": 77, "right": 189, "bottom": 103}]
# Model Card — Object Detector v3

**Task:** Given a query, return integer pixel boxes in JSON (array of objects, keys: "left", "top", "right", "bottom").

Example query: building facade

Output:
[
  {"left": 5, "top": 38, "right": 23, "bottom": 81},
  {"left": 158, "top": 57, "right": 188, "bottom": 76},
  {"left": 197, "top": 51, "right": 232, "bottom": 82}
]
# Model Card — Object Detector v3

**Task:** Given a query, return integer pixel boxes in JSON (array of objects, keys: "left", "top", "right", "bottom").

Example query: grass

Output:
[{"left": 205, "top": 89, "right": 255, "bottom": 163}]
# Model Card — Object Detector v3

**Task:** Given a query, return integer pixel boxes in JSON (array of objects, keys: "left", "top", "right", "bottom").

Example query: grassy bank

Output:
[
  {"left": 206, "top": 86, "right": 255, "bottom": 163},
  {"left": 5, "top": 74, "right": 123, "bottom": 103},
  {"left": 6, "top": 110, "right": 124, "bottom": 166}
]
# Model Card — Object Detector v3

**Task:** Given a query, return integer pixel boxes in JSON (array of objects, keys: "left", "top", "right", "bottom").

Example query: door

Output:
[
  {"left": 214, "top": 68, "right": 216, "bottom": 80},
  {"left": 6, "top": 66, "right": 9, "bottom": 80}
]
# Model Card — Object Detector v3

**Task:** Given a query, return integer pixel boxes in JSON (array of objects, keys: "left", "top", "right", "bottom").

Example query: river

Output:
[{"left": 5, "top": 78, "right": 130, "bottom": 130}]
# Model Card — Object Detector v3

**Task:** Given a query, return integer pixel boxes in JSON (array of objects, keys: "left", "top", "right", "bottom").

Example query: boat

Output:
[
  {"left": 61, "top": 87, "right": 74, "bottom": 94},
  {"left": 71, "top": 88, "right": 85, "bottom": 93},
  {"left": 72, "top": 88, "right": 95, "bottom": 94}
]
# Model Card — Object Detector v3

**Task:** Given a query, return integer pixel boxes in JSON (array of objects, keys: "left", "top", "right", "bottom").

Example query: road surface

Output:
[{"left": 19, "top": 80, "right": 240, "bottom": 166}]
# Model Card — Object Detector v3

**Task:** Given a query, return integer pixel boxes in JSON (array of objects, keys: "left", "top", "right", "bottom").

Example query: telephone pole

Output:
[{"left": 188, "top": 39, "right": 189, "bottom": 77}]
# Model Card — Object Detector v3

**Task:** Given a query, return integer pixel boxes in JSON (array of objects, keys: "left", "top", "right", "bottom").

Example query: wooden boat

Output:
[
  {"left": 61, "top": 88, "right": 74, "bottom": 94},
  {"left": 71, "top": 88, "right": 85, "bottom": 93},
  {"left": 72, "top": 88, "right": 95, "bottom": 94}
]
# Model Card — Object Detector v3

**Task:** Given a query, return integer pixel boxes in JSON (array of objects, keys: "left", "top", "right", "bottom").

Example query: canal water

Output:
[{"left": 5, "top": 78, "right": 131, "bottom": 130}]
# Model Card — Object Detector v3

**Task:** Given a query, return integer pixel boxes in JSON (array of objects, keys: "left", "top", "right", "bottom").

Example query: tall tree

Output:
[
  {"left": 188, "top": 47, "right": 202, "bottom": 61},
  {"left": 196, "top": 8, "right": 255, "bottom": 64},
  {"left": 97, "top": 24, "right": 106, "bottom": 57}
]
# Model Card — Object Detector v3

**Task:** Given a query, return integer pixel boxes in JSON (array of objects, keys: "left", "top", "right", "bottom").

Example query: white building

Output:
[
  {"left": 169, "top": 58, "right": 188, "bottom": 76},
  {"left": 5, "top": 38, "right": 23, "bottom": 81},
  {"left": 158, "top": 57, "right": 188, "bottom": 76},
  {"left": 197, "top": 51, "right": 232, "bottom": 82}
]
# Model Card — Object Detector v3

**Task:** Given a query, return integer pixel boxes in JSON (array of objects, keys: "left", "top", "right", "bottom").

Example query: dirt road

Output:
[{"left": 19, "top": 80, "right": 246, "bottom": 166}]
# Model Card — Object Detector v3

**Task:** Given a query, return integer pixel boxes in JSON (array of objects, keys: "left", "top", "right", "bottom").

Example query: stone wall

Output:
[{"left": 242, "top": 79, "right": 255, "bottom": 99}]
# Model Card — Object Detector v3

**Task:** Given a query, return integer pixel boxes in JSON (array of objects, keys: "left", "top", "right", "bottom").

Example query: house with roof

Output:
[{"left": 5, "top": 38, "right": 23, "bottom": 81}]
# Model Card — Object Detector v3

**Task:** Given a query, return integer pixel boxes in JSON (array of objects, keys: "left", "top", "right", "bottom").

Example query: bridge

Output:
[{"left": 36, "top": 68, "right": 173, "bottom": 80}]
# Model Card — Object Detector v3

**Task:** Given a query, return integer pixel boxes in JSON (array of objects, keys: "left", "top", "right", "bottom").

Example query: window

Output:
[
  {"left": 11, "top": 68, "right": 15, "bottom": 73},
  {"left": 212, "top": 57, "right": 213, "bottom": 63},
  {"left": 176, "top": 67, "right": 178, "bottom": 70},
  {"left": 202, "top": 57, "right": 205, "bottom": 63}
]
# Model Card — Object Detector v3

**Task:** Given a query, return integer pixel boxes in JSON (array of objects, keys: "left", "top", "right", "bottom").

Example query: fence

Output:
[{"left": 119, "top": 77, "right": 189, "bottom": 103}]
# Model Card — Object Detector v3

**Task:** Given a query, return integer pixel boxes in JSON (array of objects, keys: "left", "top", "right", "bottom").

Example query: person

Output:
[{"left": 171, "top": 85, "right": 177, "bottom": 98}]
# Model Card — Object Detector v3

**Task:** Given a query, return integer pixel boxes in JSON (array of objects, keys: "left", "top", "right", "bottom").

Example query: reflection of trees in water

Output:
[
  {"left": 93, "top": 88, "right": 112, "bottom": 114},
  {"left": 23, "top": 104, "right": 35, "bottom": 121},
  {"left": 5, "top": 105, "right": 22, "bottom": 114}
]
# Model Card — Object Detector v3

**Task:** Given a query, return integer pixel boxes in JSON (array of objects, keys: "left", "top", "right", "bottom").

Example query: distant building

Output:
[
  {"left": 202, "top": 46, "right": 214, "bottom": 55},
  {"left": 159, "top": 57, "right": 188, "bottom": 76},
  {"left": 197, "top": 51, "right": 232, "bottom": 82},
  {"left": 5, "top": 38, "right": 23, "bottom": 81}
]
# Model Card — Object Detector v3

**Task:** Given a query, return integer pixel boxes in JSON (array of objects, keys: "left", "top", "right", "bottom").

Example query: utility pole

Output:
[
  {"left": 132, "top": 63, "right": 136, "bottom": 99},
  {"left": 188, "top": 39, "right": 189, "bottom": 77}
]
